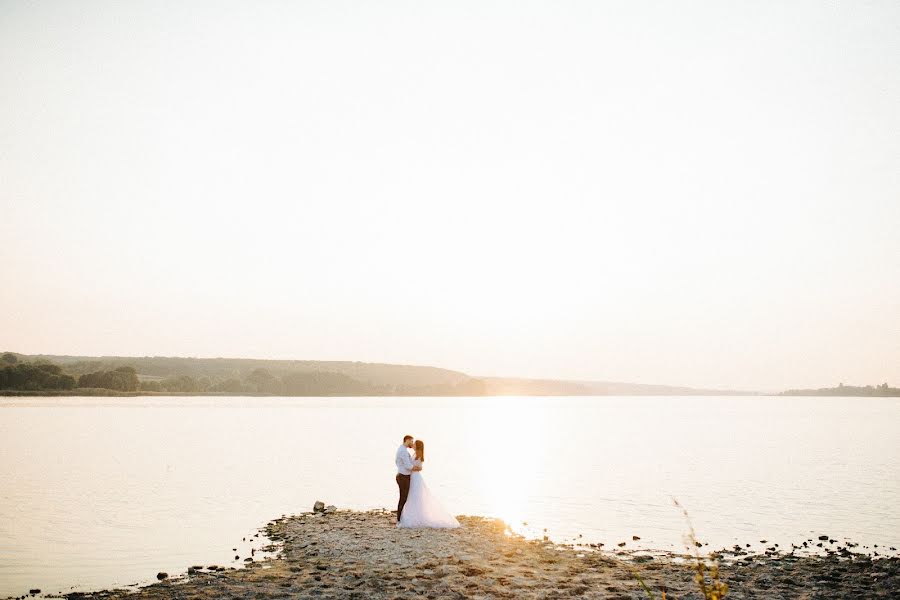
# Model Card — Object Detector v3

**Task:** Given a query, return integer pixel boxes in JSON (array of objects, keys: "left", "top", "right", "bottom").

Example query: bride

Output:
[{"left": 398, "top": 440, "right": 460, "bottom": 529}]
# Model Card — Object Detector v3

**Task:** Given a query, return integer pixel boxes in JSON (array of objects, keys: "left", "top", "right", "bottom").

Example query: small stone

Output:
[
  {"left": 29, "top": 590, "right": 40, "bottom": 595},
  {"left": 632, "top": 535, "right": 640, "bottom": 541},
  {"left": 156, "top": 572, "right": 168, "bottom": 580},
  {"left": 313, "top": 501, "right": 326, "bottom": 513}
]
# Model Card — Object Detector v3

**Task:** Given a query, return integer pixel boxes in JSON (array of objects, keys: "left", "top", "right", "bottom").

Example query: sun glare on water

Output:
[{"left": 466, "top": 397, "right": 552, "bottom": 536}]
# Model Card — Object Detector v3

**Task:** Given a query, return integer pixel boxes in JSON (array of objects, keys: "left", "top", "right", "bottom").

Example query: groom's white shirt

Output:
[{"left": 396, "top": 444, "right": 414, "bottom": 475}]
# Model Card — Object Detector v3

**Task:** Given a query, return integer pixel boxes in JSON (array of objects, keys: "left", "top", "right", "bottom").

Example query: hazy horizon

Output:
[
  {"left": 0, "top": 348, "right": 880, "bottom": 394},
  {"left": 2, "top": 1, "right": 898, "bottom": 392}
]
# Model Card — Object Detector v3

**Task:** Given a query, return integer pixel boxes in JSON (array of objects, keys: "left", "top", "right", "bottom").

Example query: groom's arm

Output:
[
  {"left": 403, "top": 451, "right": 422, "bottom": 472},
  {"left": 398, "top": 448, "right": 417, "bottom": 472}
]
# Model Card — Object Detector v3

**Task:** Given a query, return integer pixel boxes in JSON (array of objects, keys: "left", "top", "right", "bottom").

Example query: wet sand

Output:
[{"left": 26, "top": 509, "right": 899, "bottom": 599}]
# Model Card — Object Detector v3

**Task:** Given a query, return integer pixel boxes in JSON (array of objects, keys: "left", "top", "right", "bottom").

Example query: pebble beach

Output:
[{"left": 9, "top": 508, "right": 889, "bottom": 600}]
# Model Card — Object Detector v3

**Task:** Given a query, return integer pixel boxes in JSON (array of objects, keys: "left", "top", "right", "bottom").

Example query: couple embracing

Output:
[{"left": 394, "top": 435, "right": 460, "bottom": 529}]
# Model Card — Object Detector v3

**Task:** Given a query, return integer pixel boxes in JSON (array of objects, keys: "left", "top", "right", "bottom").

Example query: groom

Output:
[{"left": 395, "top": 435, "right": 421, "bottom": 522}]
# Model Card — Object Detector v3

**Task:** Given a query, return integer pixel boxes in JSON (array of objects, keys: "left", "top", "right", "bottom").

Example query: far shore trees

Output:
[
  {"left": 13, "top": 351, "right": 889, "bottom": 397},
  {"left": 77, "top": 366, "right": 139, "bottom": 391},
  {"left": 0, "top": 361, "right": 76, "bottom": 391},
  {"left": 781, "top": 382, "right": 899, "bottom": 397}
]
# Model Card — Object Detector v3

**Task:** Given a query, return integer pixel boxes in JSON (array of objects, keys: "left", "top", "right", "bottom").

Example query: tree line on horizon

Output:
[
  {"left": 0, "top": 352, "right": 485, "bottom": 396},
  {"left": 3, "top": 351, "right": 896, "bottom": 397},
  {"left": 0, "top": 355, "right": 78, "bottom": 391},
  {"left": 780, "top": 382, "right": 899, "bottom": 397}
]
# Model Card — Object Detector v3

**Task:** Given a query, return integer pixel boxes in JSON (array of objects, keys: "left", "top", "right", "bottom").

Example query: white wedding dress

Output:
[{"left": 398, "top": 459, "right": 460, "bottom": 529}]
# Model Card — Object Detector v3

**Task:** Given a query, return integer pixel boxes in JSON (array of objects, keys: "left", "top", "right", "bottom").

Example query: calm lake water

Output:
[{"left": 1, "top": 395, "right": 898, "bottom": 597}]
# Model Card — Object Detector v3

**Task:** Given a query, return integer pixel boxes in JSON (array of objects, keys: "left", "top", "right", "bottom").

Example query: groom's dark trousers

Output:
[{"left": 396, "top": 473, "right": 411, "bottom": 522}]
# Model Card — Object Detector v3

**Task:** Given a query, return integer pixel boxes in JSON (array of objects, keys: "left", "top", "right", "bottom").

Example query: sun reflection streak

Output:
[{"left": 468, "top": 397, "right": 551, "bottom": 536}]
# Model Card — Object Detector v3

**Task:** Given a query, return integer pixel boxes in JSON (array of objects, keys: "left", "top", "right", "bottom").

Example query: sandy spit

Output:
[{"left": 43, "top": 509, "right": 898, "bottom": 599}]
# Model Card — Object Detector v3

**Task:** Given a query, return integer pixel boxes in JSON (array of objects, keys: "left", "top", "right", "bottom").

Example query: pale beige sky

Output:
[{"left": 1, "top": 1, "right": 898, "bottom": 391}]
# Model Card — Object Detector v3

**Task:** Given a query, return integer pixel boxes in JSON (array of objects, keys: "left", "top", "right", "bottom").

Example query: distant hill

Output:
[
  {"left": 6, "top": 353, "right": 481, "bottom": 396},
  {"left": 2, "top": 351, "right": 760, "bottom": 396},
  {"left": 29, "top": 353, "right": 473, "bottom": 387}
]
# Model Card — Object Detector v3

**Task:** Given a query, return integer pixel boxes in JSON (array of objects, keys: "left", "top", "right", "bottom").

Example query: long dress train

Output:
[{"left": 398, "top": 459, "right": 460, "bottom": 529}]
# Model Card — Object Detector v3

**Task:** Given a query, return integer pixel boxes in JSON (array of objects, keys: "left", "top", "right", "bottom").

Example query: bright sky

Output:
[{"left": 1, "top": 1, "right": 898, "bottom": 392}]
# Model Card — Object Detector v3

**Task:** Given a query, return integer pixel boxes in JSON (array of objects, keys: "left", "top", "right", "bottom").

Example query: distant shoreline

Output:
[
  {"left": 0, "top": 389, "right": 282, "bottom": 397},
  {"left": 4, "top": 389, "right": 900, "bottom": 398},
  {"left": 2, "top": 352, "right": 896, "bottom": 397},
  {"left": 0, "top": 389, "right": 766, "bottom": 397}
]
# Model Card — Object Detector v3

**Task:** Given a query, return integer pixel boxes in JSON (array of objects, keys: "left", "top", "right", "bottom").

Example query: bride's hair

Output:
[{"left": 414, "top": 440, "right": 425, "bottom": 461}]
